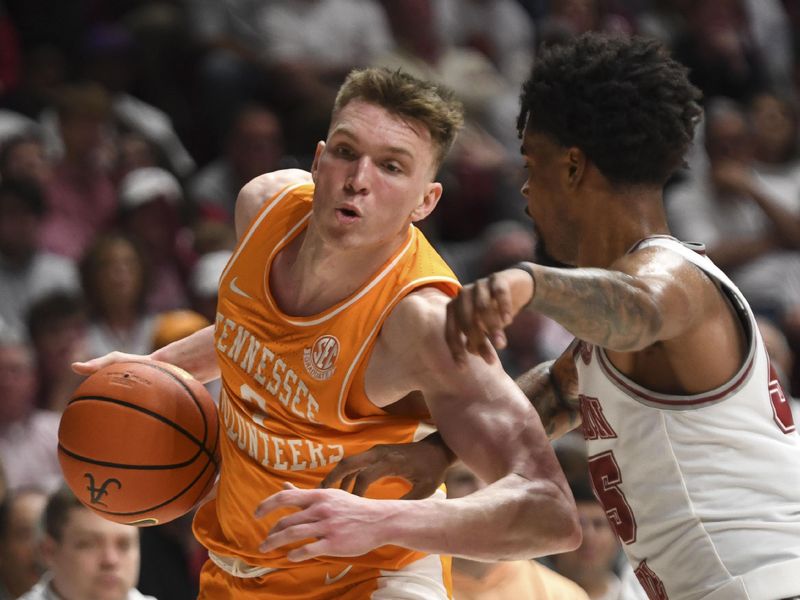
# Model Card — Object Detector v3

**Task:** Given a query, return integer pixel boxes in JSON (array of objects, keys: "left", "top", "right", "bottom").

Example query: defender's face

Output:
[
  {"left": 46, "top": 508, "right": 140, "bottom": 600},
  {"left": 520, "top": 130, "right": 579, "bottom": 266},
  {"left": 310, "top": 100, "right": 442, "bottom": 251}
]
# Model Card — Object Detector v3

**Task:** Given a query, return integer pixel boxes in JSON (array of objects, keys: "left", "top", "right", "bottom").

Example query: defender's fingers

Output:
[
  {"left": 320, "top": 456, "right": 371, "bottom": 489},
  {"left": 444, "top": 301, "right": 469, "bottom": 365},
  {"left": 488, "top": 272, "right": 514, "bottom": 325},
  {"left": 350, "top": 465, "right": 386, "bottom": 497},
  {"left": 400, "top": 480, "right": 438, "bottom": 500}
]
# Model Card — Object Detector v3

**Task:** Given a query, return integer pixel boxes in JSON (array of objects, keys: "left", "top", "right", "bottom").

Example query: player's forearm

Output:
[
  {"left": 748, "top": 188, "right": 800, "bottom": 247},
  {"left": 524, "top": 263, "right": 663, "bottom": 352},
  {"left": 149, "top": 325, "right": 220, "bottom": 383},
  {"left": 515, "top": 361, "right": 580, "bottom": 439},
  {"left": 383, "top": 473, "right": 581, "bottom": 560},
  {"left": 706, "top": 236, "right": 776, "bottom": 270}
]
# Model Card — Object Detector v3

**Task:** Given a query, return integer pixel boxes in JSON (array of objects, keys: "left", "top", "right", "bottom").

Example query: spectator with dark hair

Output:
[
  {"left": 39, "top": 82, "right": 117, "bottom": 260},
  {"left": 79, "top": 23, "right": 196, "bottom": 179},
  {"left": 0, "top": 132, "right": 52, "bottom": 187},
  {"left": 672, "top": 0, "right": 769, "bottom": 103},
  {"left": 188, "top": 104, "right": 289, "bottom": 222},
  {"left": 26, "top": 291, "right": 89, "bottom": 413},
  {"left": 117, "top": 167, "right": 191, "bottom": 313},
  {"left": 19, "top": 486, "right": 156, "bottom": 600},
  {"left": 0, "top": 487, "right": 47, "bottom": 600},
  {"left": 0, "top": 178, "right": 79, "bottom": 335},
  {"left": 0, "top": 329, "right": 61, "bottom": 492},
  {"left": 80, "top": 233, "right": 157, "bottom": 359},
  {"left": 667, "top": 98, "right": 800, "bottom": 326}
]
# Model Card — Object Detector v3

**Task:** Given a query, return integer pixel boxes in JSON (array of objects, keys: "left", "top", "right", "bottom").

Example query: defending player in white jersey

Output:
[
  {"left": 241, "top": 33, "right": 800, "bottom": 600},
  {"left": 441, "top": 34, "right": 800, "bottom": 600}
]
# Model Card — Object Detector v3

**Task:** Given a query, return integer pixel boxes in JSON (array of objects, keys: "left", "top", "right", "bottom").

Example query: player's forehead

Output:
[
  {"left": 520, "top": 130, "right": 561, "bottom": 159},
  {"left": 330, "top": 100, "right": 433, "bottom": 156}
]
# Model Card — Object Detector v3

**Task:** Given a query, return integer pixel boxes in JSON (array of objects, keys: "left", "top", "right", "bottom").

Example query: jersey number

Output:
[
  {"left": 635, "top": 560, "right": 669, "bottom": 600},
  {"left": 769, "top": 365, "right": 795, "bottom": 434},
  {"left": 587, "top": 450, "right": 637, "bottom": 544}
]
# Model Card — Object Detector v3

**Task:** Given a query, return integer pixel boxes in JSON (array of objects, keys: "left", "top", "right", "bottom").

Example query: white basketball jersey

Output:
[{"left": 574, "top": 236, "right": 800, "bottom": 600}]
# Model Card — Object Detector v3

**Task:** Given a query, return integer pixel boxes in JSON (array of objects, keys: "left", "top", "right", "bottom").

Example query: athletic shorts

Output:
[{"left": 198, "top": 553, "right": 452, "bottom": 599}]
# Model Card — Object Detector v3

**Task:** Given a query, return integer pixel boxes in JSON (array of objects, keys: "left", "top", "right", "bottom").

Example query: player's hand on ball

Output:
[
  {"left": 72, "top": 351, "right": 151, "bottom": 375},
  {"left": 321, "top": 433, "right": 454, "bottom": 500},
  {"left": 445, "top": 267, "right": 534, "bottom": 365},
  {"left": 255, "top": 483, "right": 396, "bottom": 561}
]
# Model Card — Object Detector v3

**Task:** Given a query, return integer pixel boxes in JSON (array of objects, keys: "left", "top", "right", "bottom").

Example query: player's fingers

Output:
[
  {"left": 268, "top": 508, "right": 318, "bottom": 535},
  {"left": 320, "top": 453, "right": 374, "bottom": 489},
  {"left": 286, "top": 539, "right": 330, "bottom": 562},
  {"left": 259, "top": 523, "right": 320, "bottom": 554},
  {"left": 475, "top": 336, "right": 498, "bottom": 365},
  {"left": 456, "top": 286, "right": 492, "bottom": 359},
  {"left": 444, "top": 300, "right": 469, "bottom": 365},
  {"left": 350, "top": 465, "right": 386, "bottom": 497},
  {"left": 254, "top": 484, "right": 314, "bottom": 518},
  {"left": 71, "top": 351, "right": 142, "bottom": 375},
  {"left": 399, "top": 478, "right": 438, "bottom": 500},
  {"left": 490, "top": 272, "right": 515, "bottom": 325},
  {"left": 339, "top": 473, "right": 358, "bottom": 494}
]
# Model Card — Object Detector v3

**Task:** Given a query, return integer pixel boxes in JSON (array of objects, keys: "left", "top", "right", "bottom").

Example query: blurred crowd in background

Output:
[{"left": 1, "top": 0, "right": 800, "bottom": 599}]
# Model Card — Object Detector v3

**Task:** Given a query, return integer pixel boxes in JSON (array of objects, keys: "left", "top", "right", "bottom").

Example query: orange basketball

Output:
[{"left": 58, "top": 360, "right": 221, "bottom": 526}]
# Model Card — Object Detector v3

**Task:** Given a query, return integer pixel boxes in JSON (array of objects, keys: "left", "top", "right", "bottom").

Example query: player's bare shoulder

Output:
[
  {"left": 379, "top": 287, "right": 455, "bottom": 368},
  {"left": 234, "top": 169, "right": 313, "bottom": 238}
]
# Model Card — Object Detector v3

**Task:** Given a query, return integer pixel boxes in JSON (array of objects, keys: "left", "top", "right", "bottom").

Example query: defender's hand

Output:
[
  {"left": 445, "top": 267, "right": 534, "bottom": 365},
  {"left": 320, "top": 433, "right": 455, "bottom": 500}
]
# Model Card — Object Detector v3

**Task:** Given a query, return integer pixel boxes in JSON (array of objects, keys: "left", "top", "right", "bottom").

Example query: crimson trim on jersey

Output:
[{"left": 595, "top": 344, "right": 756, "bottom": 409}]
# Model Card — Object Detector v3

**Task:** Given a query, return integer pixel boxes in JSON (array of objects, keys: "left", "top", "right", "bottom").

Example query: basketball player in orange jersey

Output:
[
  {"left": 358, "top": 34, "right": 800, "bottom": 600},
  {"left": 74, "top": 68, "right": 580, "bottom": 599}
]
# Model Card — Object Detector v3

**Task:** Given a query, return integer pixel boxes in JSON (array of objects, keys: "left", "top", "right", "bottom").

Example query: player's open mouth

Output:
[{"left": 336, "top": 208, "right": 361, "bottom": 223}]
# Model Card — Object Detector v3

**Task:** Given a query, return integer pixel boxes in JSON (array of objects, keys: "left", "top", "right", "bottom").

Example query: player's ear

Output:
[
  {"left": 564, "top": 147, "right": 586, "bottom": 190},
  {"left": 310, "top": 141, "right": 325, "bottom": 183},
  {"left": 410, "top": 182, "right": 442, "bottom": 222}
]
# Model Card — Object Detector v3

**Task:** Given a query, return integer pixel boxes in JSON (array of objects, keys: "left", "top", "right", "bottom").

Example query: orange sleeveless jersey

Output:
[{"left": 193, "top": 182, "right": 460, "bottom": 573}]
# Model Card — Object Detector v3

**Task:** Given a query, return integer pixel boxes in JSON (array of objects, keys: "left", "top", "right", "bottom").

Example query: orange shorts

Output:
[{"left": 198, "top": 554, "right": 452, "bottom": 599}]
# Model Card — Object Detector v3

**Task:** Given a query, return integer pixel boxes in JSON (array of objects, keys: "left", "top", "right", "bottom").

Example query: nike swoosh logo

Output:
[
  {"left": 324, "top": 564, "right": 353, "bottom": 585},
  {"left": 229, "top": 276, "right": 253, "bottom": 300}
]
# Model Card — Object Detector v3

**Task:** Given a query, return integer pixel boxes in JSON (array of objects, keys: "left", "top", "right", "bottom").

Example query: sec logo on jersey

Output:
[{"left": 303, "top": 335, "right": 340, "bottom": 381}]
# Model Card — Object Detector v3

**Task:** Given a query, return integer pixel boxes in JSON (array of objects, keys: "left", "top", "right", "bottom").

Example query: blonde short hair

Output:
[{"left": 333, "top": 68, "right": 464, "bottom": 171}]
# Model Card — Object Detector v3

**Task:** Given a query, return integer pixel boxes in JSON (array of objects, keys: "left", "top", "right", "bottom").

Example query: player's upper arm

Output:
[
  {"left": 380, "top": 289, "right": 565, "bottom": 487},
  {"left": 234, "top": 170, "right": 313, "bottom": 240},
  {"left": 610, "top": 246, "right": 717, "bottom": 344}
]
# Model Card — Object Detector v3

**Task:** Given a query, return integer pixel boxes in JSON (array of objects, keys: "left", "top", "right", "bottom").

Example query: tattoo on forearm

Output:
[
  {"left": 516, "top": 362, "right": 570, "bottom": 438},
  {"left": 531, "top": 268, "right": 662, "bottom": 351}
]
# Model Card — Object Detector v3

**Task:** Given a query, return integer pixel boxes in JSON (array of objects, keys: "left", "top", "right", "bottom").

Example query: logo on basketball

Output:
[
  {"left": 84, "top": 473, "right": 122, "bottom": 506},
  {"left": 303, "top": 335, "right": 340, "bottom": 381}
]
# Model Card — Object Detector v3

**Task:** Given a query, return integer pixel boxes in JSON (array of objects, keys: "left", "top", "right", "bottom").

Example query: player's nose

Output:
[{"left": 345, "top": 157, "right": 370, "bottom": 194}]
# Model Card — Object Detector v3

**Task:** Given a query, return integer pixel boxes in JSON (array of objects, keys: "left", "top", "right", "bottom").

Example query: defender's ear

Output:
[{"left": 565, "top": 147, "right": 587, "bottom": 189}]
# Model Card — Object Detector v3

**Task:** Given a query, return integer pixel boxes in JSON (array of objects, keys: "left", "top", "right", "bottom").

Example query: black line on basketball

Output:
[
  {"left": 134, "top": 361, "right": 210, "bottom": 449},
  {"left": 58, "top": 443, "right": 196, "bottom": 470},
  {"left": 86, "top": 453, "right": 217, "bottom": 517},
  {"left": 68, "top": 395, "right": 218, "bottom": 467}
]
